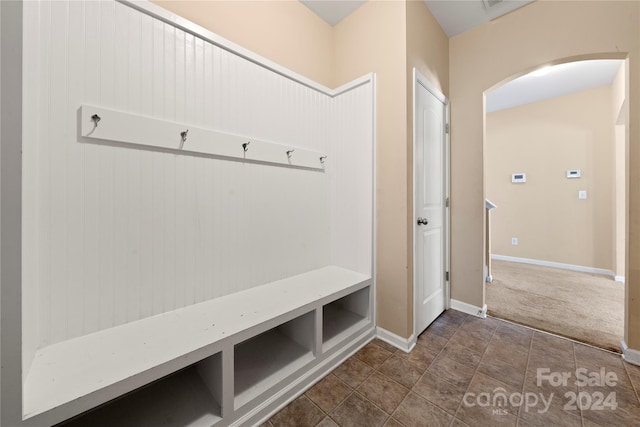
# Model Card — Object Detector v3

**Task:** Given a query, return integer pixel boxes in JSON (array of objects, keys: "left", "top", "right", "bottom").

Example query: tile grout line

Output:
[
  {"left": 414, "top": 327, "right": 463, "bottom": 425},
  {"left": 310, "top": 373, "right": 354, "bottom": 426},
  {"left": 571, "top": 342, "right": 587, "bottom": 427},
  {"left": 623, "top": 361, "right": 640, "bottom": 405},
  {"left": 292, "top": 340, "right": 395, "bottom": 427},
  {"left": 328, "top": 364, "right": 378, "bottom": 426},
  {"left": 412, "top": 316, "right": 469, "bottom": 418},
  {"left": 368, "top": 338, "right": 430, "bottom": 426},
  {"left": 450, "top": 317, "right": 501, "bottom": 423},
  {"left": 489, "top": 315, "right": 622, "bottom": 357},
  {"left": 349, "top": 341, "right": 403, "bottom": 426},
  {"left": 515, "top": 329, "right": 535, "bottom": 426},
  {"left": 388, "top": 313, "right": 469, "bottom": 426},
  {"left": 305, "top": 394, "right": 329, "bottom": 426}
]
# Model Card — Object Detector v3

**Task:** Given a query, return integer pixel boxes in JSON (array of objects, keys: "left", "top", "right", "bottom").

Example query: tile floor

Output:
[{"left": 262, "top": 310, "right": 640, "bottom": 427}]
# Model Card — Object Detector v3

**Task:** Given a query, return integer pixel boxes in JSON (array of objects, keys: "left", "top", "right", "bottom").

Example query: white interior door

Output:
[{"left": 415, "top": 75, "right": 448, "bottom": 336}]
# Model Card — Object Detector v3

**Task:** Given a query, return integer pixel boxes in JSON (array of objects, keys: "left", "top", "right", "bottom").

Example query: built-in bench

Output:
[{"left": 24, "top": 266, "right": 373, "bottom": 426}]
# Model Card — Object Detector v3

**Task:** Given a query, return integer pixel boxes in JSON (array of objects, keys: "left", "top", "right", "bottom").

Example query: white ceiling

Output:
[
  {"left": 486, "top": 60, "right": 624, "bottom": 113},
  {"left": 300, "top": 0, "right": 533, "bottom": 32},
  {"left": 300, "top": 0, "right": 367, "bottom": 26},
  {"left": 424, "top": 0, "right": 534, "bottom": 37},
  {"left": 298, "top": 1, "right": 623, "bottom": 113}
]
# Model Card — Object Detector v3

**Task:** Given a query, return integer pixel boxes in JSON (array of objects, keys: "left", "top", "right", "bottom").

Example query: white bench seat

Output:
[{"left": 24, "top": 266, "right": 370, "bottom": 422}]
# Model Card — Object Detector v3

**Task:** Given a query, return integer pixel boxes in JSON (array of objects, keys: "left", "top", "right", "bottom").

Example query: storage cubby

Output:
[
  {"left": 323, "top": 286, "right": 371, "bottom": 351},
  {"left": 234, "top": 311, "right": 316, "bottom": 409},
  {"left": 58, "top": 353, "right": 223, "bottom": 427}
]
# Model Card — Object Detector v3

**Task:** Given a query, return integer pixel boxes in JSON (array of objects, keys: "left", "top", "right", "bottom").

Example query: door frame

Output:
[{"left": 412, "top": 68, "right": 451, "bottom": 340}]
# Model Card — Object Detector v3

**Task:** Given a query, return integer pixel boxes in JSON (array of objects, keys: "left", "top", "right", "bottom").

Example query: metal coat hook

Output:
[
  {"left": 91, "top": 114, "right": 101, "bottom": 127},
  {"left": 180, "top": 130, "right": 188, "bottom": 150},
  {"left": 320, "top": 156, "right": 327, "bottom": 164},
  {"left": 286, "top": 149, "right": 295, "bottom": 158},
  {"left": 242, "top": 141, "right": 251, "bottom": 152}
]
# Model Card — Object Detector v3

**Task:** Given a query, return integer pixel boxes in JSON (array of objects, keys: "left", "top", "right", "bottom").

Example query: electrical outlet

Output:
[{"left": 512, "top": 237, "right": 518, "bottom": 246}]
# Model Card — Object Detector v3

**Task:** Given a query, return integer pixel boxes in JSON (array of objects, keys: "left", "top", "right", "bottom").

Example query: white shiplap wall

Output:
[
  {"left": 22, "top": 0, "right": 373, "bottom": 371},
  {"left": 329, "top": 84, "right": 374, "bottom": 276}
]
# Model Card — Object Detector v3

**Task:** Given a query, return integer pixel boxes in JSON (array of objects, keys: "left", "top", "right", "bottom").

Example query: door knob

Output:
[{"left": 417, "top": 217, "right": 429, "bottom": 226}]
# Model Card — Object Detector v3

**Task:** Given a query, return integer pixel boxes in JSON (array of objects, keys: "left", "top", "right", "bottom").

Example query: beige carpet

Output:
[{"left": 486, "top": 260, "right": 623, "bottom": 352}]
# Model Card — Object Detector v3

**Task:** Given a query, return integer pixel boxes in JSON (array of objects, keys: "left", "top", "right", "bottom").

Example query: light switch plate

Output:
[{"left": 579, "top": 190, "right": 587, "bottom": 200}]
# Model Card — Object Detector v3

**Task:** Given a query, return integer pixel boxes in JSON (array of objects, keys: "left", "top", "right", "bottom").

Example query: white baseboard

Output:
[
  {"left": 492, "top": 254, "right": 614, "bottom": 278},
  {"left": 621, "top": 340, "right": 640, "bottom": 366},
  {"left": 615, "top": 275, "right": 625, "bottom": 283},
  {"left": 450, "top": 299, "right": 487, "bottom": 318},
  {"left": 376, "top": 327, "right": 416, "bottom": 353}
]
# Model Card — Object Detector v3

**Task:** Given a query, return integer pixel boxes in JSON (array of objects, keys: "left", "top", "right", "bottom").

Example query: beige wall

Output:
[
  {"left": 151, "top": 0, "right": 334, "bottom": 87},
  {"left": 333, "top": 0, "right": 449, "bottom": 337},
  {"left": 406, "top": 0, "right": 449, "bottom": 98},
  {"left": 333, "top": 1, "right": 410, "bottom": 336},
  {"left": 487, "top": 86, "right": 614, "bottom": 270},
  {"left": 450, "top": 1, "right": 639, "bottom": 346}
]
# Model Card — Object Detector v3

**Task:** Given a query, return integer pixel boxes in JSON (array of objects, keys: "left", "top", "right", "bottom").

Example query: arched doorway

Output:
[{"left": 483, "top": 58, "right": 627, "bottom": 352}]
